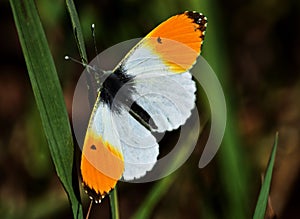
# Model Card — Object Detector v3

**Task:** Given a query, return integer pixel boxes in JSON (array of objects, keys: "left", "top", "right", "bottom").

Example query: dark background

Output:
[{"left": 0, "top": 0, "right": 299, "bottom": 218}]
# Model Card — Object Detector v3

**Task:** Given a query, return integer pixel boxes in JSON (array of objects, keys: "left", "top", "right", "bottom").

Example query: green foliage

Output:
[
  {"left": 9, "top": 0, "right": 83, "bottom": 218},
  {"left": 109, "top": 187, "right": 120, "bottom": 219},
  {"left": 253, "top": 133, "right": 278, "bottom": 219},
  {"left": 66, "top": 0, "right": 88, "bottom": 63},
  {"left": 131, "top": 174, "right": 177, "bottom": 219}
]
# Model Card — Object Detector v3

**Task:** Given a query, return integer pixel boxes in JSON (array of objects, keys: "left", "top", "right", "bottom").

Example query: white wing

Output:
[
  {"left": 118, "top": 42, "right": 196, "bottom": 132},
  {"left": 132, "top": 71, "right": 196, "bottom": 132},
  {"left": 112, "top": 105, "right": 159, "bottom": 180}
]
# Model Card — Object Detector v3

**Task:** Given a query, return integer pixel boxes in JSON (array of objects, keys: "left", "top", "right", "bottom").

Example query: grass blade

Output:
[
  {"left": 253, "top": 133, "right": 278, "bottom": 219},
  {"left": 9, "top": 0, "right": 83, "bottom": 218},
  {"left": 109, "top": 188, "right": 120, "bottom": 219},
  {"left": 189, "top": 0, "right": 252, "bottom": 217},
  {"left": 65, "top": 0, "right": 98, "bottom": 107},
  {"left": 65, "top": 0, "right": 88, "bottom": 63},
  {"left": 65, "top": 1, "right": 120, "bottom": 218}
]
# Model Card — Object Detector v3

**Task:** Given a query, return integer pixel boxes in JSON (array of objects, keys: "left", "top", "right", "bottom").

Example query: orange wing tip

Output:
[
  {"left": 184, "top": 11, "right": 208, "bottom": 30},
  {"left": 81, "top": 131, "right": 124, "bottom": 202},
  {"left": 183, "top": 11, "right": 208, "bottom": 48},
  {"left": 81, "top": 154, "right": 119, "bottom": 203},
  {"left": 82, "top": 182, "right": 109, "bottom": 204},
  {"left": 146, "top": 11, "right": 208, "bottom": 73}
]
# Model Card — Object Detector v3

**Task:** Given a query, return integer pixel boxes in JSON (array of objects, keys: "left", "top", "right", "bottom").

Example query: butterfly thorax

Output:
[
  {"left": 100, "top": 66, "right": 135, "bottom": 111},
  {"left": 98, "top": 66, "right": 156, "bottom": 130}
]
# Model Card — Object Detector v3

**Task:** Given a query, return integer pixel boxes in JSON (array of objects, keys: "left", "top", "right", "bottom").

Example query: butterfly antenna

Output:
[
  {"left": 65, "top": 55, "right": 97, "bottom": 71},
  {"left": 65, "top": 55, "right": 86, "bottom": 66},
  {"left": 91, "top": 24, "right": 99, "bottom": 56},
  {"left": 91, "top": 23, "right": 102, "bottom": 71}
]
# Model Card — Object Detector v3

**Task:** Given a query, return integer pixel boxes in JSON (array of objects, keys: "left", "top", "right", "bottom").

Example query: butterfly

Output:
[{"left": 80, "top": 11, "right": 207, "bottom": 203}]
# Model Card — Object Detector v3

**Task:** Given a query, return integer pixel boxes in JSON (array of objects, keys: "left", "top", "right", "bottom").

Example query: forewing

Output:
[
  {"left": 131, "top": 71, "right": 196, "bottom": 132},
  {"left": 81, "top": 99, "right": 124, "bottom": 200}
]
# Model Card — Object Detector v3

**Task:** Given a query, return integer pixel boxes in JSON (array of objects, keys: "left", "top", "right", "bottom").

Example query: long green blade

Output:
[
  {"left": 65, "top": 0, "right": 96, "bottom": 106},
  {"left": 109, "top": 187, "right": 120, "bottom": 219},
  {"left": 253, "top": 133, "right": 278, "bottom": 219},
  {"left": 65, "top": 0, "right": 88, "bottom": 63},
  {"left": 65, "top": 1, "right": 120, "bottom": 218},
  {"left": 9, "top": 0, "right": 83, "bottom": 218}
]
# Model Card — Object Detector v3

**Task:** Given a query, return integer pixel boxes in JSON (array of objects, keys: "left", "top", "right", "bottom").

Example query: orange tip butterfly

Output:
[{"left": 80, "top": 11, "right": 207, "bottom": 203}]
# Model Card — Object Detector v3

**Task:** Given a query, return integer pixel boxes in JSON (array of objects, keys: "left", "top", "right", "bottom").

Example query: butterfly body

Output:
[{"left": 100, "top": 68, "right": 134, "bottom": 109}]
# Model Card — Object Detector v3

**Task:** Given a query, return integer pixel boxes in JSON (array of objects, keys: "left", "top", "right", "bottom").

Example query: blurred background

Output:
[{"left": 0, "top": 0, "right": 300, "bottom": 218}]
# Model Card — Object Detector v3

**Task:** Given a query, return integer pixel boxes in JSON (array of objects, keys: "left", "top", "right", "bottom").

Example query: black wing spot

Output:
[
  {"left": 90, "top": 145, "right": 97, "bottom": 150},
  {"left": 157, "top": 37, "right": 162, "bottom": 44}
]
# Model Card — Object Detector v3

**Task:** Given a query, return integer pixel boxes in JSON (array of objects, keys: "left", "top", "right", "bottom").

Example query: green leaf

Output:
[
  {"left": 109, "top": 188, "right": 120, "bottom": 219},
  {"left": 253, "top": 133, "right": 278, "bottom": 219},
  {"left": 65, "top": 0, "right": 96, "bottom": 107},
  {"left": 190, "top": 1, "right": 252, "bottom": 217},
  {"left": 9, "top": 0, "right": 83, "bottom": 218},
  {"left": 65, "top": 0, "right": 88, "bottom": 63}
]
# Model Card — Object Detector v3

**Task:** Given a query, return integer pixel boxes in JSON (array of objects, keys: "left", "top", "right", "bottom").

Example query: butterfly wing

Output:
[
  {"left": 115, "top": 11, "right": 207, "bottom": 74},
  {"left": 113, "top": 105, "right": 159, "bottom": 180},
  {"left": 114, "top": 11, "right": 207, "bottom": 132},
  {"left": 81, "top": 97, "right": 124, "bottom": 202},
  {"left": 131, "top": 72, "right": 196, "bottom": 132},
  {"left": 81, "top": 95, "right": 159, "bottom": 201}
]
